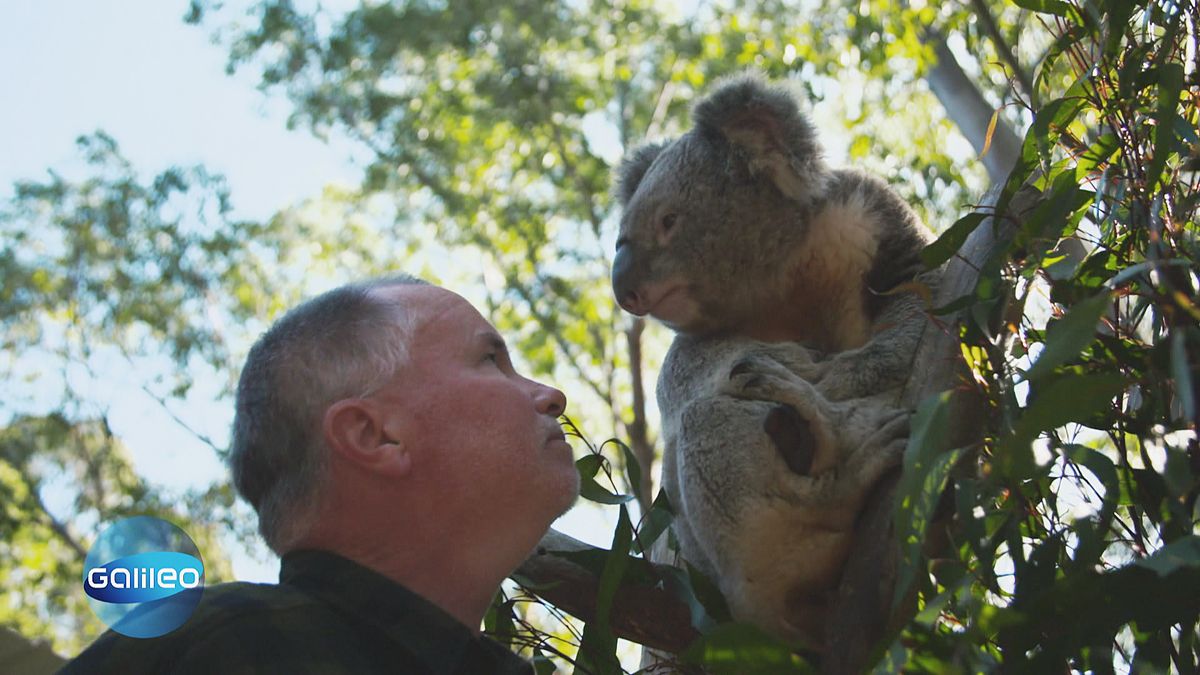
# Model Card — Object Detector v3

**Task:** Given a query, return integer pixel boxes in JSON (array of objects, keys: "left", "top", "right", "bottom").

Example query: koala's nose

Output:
[
  {"left": 616, "top": 288, "right": 647, "bottom": 315},
  {"left": 611, "top": 244, "right": 648, "bottom": 315}
]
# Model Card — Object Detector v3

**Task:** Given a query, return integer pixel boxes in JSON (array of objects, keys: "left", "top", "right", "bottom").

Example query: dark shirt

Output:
[{"left": 61, "top": 549, "right": 534, "bottom": 674}]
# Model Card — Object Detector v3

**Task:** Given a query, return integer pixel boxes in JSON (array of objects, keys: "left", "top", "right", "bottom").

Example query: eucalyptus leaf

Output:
[
  {"left": 683, "top": 622, "right": 816, "bottom": 674},
  {"left": 1023, "top": 292, "right": 1110, "bottom": 381},
  {"left": 921, "top": 213, "right": 985, "bottom": 269}
]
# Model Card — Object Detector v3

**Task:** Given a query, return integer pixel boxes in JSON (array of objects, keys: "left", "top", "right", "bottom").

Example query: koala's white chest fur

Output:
[{"left": 747, "top": 193, "right": 882, "bottom": 352}]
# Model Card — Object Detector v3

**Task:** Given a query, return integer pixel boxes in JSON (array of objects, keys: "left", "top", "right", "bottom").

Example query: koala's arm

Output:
[
  {"left": 806, "top": 171, "right": 941, "bottom": 401},
  {"left": 815, "top": 275, "right": 939, "bottom": 400}
]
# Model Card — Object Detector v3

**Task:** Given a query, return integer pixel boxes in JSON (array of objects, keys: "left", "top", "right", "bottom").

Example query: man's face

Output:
[{"left": 372, "top": 285, "right": 579, "bottom": 528}]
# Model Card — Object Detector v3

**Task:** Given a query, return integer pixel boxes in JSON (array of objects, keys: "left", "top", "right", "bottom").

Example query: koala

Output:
[{"left": 613, "top": 74, "right": 941, "bottom": 649}]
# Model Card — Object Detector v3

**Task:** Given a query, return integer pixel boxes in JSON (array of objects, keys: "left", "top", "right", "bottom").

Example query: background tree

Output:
[{"left": 2, "top": 0, "right": 1197, "bottom": 671}]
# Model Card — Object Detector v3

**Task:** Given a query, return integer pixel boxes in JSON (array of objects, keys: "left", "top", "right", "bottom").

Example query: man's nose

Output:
[{"left": 533, "top": 382, "right": 567, "bottom": 417}]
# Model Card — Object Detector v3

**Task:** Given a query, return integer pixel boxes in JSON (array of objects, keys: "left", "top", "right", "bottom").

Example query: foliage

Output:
[
  {"left": 891, "top": 0, "right": 1200, "bottom": 671},
  {"left": 0, "top": 132, "right": 386, "bottom": 653},
  {"left": 183, "top": 0, "right": 997, "bottom": 458},
  {"left": 178, "top": 1, "right": 1001, "bottom": 668},
  {"left": 0, "top": 134, "right": 279, "bottom": 654},
  {"left": 0, "top": 413, "right": 237, "bottom": 654}
]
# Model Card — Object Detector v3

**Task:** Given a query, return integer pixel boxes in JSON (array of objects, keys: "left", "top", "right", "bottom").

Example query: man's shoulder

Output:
[
  {"left": 62, "top": 579, "right": 339, "bottom": 674},
  {"left": 190, "top": 579, "right": 315, "bottom": 622}
]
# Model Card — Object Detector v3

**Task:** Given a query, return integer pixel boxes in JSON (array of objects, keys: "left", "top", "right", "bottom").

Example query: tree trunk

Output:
[{"left": 923, "top": 29, "right": 1023, "bottom": 184}]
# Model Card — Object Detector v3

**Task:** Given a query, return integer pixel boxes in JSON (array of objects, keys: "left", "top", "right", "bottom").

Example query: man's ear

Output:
[{"left": 322, "top": 399, "right": 412, "bottom": 478}]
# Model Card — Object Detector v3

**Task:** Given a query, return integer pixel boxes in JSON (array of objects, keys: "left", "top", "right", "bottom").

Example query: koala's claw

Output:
[
  {"left": 729, "top": 358, "right": 769, "bottom": 390},
  {"left": 844, "top": 406, "right": 911, "bottom": 469},
  {"left": 730, "top": 358, "right": 756, "bottom": 379}
]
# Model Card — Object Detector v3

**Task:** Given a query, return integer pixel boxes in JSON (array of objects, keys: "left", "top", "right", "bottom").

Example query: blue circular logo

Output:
[{"left": 83, "top": 516, "right": 205, "bottom": 638}]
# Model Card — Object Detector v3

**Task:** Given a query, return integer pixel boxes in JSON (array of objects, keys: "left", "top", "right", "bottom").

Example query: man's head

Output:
[
  {"left": 230, "top": 277, "right": 578, "bottom": 556},
  {"left": 229, "top": 275, "right": 426, "bottom": 551}
]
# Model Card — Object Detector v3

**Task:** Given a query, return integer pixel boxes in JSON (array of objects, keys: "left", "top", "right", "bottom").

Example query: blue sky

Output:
[{"left": 0, "top": 0, "right": 360, "bottom": 219}]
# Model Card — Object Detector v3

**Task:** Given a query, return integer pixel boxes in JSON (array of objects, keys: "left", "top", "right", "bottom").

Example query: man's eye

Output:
[{"left": 483, "top": 352, "right": 499, "bottom": 364}]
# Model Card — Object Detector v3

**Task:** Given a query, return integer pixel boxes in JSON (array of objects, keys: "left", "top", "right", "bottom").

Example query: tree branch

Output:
[
  {"left": 968, "top": 0, "right": 1036, "bottom": 100},
  {"left": 624, "top": 318, "right": 655, "bottom": 510},
  {"left": 2, "top": 456, "right": 88, "bottom": 562},
  {"left": 513, "top": 529, "right": 699, "bottom": 654}
]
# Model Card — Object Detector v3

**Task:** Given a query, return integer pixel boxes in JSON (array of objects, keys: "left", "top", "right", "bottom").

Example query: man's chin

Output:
[{"left": 554, "top": 473, "right": 583, "bottom": 518}]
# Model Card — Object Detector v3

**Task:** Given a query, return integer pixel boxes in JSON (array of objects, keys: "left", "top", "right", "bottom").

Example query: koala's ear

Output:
[
  {"left": 693, "top": 72, "right": 827, "bottom": 201},
  {"left": 615, "top": 141, "right": 670, "bottom": 206}
]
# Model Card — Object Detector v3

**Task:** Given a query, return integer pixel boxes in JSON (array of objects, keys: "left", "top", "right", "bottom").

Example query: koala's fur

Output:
[{"left": 613, "top": 73, "right": 940, "bottom": 648}]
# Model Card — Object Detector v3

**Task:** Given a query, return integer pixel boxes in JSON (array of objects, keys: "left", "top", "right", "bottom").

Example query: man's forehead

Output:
[{"left": 372, "top": 284, "right": 494, "bottom": 340}]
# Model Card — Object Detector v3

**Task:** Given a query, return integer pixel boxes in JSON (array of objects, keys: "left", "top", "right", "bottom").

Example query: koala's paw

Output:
[
  {"left": 725, "top": 355, "right": 823, "bottom": 410},
  {"left": 724, "top": 356, "right": 840, "bottom": 477},
  {"left": 838, "top": 403, "right": 909, "bottom": 484},
  {"left": 812, "top": 347, "right": 913, "bottom": 401}
]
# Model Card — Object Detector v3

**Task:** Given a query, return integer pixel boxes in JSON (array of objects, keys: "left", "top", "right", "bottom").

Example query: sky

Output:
[
  {"left": 0, "top": 1, "right": 361, "bottom": 219},
  {"left": 0, "top": 0, "right": 621, "bottom": 584}
]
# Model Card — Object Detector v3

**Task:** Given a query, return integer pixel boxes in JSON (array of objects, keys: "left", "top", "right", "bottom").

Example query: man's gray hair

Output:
[{"left": 229, "top": 274, "right": 429, "bottom": 553}]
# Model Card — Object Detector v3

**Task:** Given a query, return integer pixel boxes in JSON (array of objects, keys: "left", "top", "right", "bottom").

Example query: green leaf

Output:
[
  {"left": 1013, "top": 535, "right": 1064, "bottom": 610},
  {"left": 654, "top": 564, "right": 727, "bottom": 633},
  {"left": 683, "top": 561, "right": 733, "bottom": 626},
  {"left": 633, "top": 490, "right": 674, "bottom": 555},
  {"left": 1164, "top": 442, "right": 1196, "bottom": 499},
  {"left": 1149, "top": 63, "right": 1185, "bottom": 189},
  {"left": 1018, "top": 95, "right": 1087, "bottom": 176},
  {"left": 1010, "top": 0, "right": 1073, "bottom": 17},
  {"left": 993, "top": 561, "right": 1200, "bottom": 658},
  {"left": 1170, "top": 330, "right": 1196, "bottom": 423},
  {"left": 1020, "top": 170, "right": 1093, "bottom": 253},
  {"left": 1105, "top": 258, "right": 1193, "bottom": 289},
  {"left": 683, "top": 622, "right": 816, "bottom": 674},
  {"left": 1135, "top": 536, "right": 1200, "bottom": 577},
  {"left": 616, "top": 439, "right": 643, "bottom": 503},
  {"left": 575, "top": 454, "right": 635, "bottom": 505},
  {"left": 531, "top": 654, "right": 557, "bottom": 675},
  {"left": 573, "top": 505, "right": 633, "bottom": 675},
  {"left": 1024, "top": 292, "right": 1111, "bottom": 381},
  {"left": 483, "top": 590, "right": 517, "bottom": 648},
  {"left": 1103, "top": 0, "right": 1138, "bottom": 57},
  {"left": 1032, "top": 26, "right": 1088, "bottom": 102},
  {"left": 892, "top": 391, "right": 960, "bottom": 608},
  {"left": 998, "top": 373, "right": 1125, "bottom": 478},
  {"left": 921, "top": 213, "right": 985, "bottom": 269}
]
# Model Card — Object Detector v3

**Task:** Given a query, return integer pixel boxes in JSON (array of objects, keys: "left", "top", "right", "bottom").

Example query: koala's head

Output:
[{"left": 611, "top": 73, "right": 830, "bottom": 336}]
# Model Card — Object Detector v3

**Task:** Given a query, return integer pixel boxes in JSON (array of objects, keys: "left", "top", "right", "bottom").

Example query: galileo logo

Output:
[{"left": 83, "top": 516, "right": 205, "bottom": 638}]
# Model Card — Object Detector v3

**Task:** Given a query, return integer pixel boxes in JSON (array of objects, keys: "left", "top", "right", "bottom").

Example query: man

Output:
[{"left": 65, "top": 275, "right": 580, "bottom": 673}]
